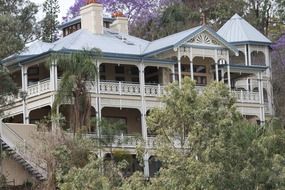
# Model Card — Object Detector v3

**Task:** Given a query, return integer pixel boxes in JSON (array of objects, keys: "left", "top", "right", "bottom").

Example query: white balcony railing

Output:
[
  {"left": 27, "top": 79, "right": 50, "bottom": 97},
  {"left": 22, "top": 79, "right": 261, "bottom": 104},
  {"left": 99, "top": 81, "right": 141, "bottom": 96},
  {"left": 232, "top": 90, "right": 260, "bottom": 103}
]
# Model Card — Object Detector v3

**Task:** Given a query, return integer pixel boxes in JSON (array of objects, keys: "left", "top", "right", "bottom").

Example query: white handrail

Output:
[{"left": 0, "top": 122, "right": 47, "bottom": 178}]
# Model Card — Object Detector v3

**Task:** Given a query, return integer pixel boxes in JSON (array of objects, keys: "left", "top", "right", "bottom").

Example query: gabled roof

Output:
[
  {"left": 142, "top": 26, "right": 202, "bottom": 56},
  {"left": 143, "top": 25, "right": 238, "bottom": 56},
  {"left": 217, "top": 14, "right": 271, "bottom": 45}
]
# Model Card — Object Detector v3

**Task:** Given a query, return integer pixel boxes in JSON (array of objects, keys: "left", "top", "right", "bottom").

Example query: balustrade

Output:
[
  {"left": 232, "top": 90, "right": 260, "bottom": 103},
  {"left": 11, "top": 79, "right": 262, "bottom": 104},
  {"left": 27, "top": 79, "right": 50, "bottom": 97}
]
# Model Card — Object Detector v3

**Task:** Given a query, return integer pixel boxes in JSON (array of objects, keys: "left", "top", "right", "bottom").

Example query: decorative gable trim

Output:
[
  {"left": 174, "top": 25, "right": 239, "bottom": 55},
  {"left": 188, "top": 31, "right": 223, "bottom": 46}
]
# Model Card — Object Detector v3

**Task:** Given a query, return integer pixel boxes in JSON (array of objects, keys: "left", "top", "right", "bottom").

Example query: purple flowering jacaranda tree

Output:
[{"left": 64, "top": 0, "right": 179, "bottom": 25}]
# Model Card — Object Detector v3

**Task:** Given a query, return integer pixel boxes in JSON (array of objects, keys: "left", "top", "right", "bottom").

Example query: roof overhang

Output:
[
  {"left": 222, "top": 64, "right": 268, "bottom": 74},
  {"left": 230, "top": 41, "right": 272, "bottom": 46},
  {"left": 4, "top": 49, "right": 176, "bottom": 67}
]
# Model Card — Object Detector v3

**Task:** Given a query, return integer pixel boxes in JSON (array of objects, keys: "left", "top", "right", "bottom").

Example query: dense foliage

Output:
[
  {"left": 142, "top": 78, "right": 285, "bottom": 189},
  {"left": 36, "top": 78, "right": 285, "bottom": 190},
  {"left": 65, "top": 0, "right": 285, "bottom": 40},
  {"left": 41, "top": 0, "right": 60, "bottom": 42},
  {"left": 0, "top": 0, "right": 39, "bottom": 59},
  {"left": 0, "top": 66, "right": 18, "bottom": 115}
]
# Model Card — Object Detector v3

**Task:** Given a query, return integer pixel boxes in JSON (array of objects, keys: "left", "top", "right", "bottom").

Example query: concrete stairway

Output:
[{"left": 0, "top": 122, "right": 47, "bottom": 181}]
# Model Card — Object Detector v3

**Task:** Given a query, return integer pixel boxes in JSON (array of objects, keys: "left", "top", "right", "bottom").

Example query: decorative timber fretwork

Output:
[
  {"left": 188, "top": 32, "right": 223, "bottom": 46},
  {"left": 179, "top": 47, "right": 191, "bottom": 57}
]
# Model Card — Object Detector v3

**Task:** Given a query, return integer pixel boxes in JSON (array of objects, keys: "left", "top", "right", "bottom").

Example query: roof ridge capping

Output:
[
  {"left": 231, "top": 13, "right": 242, "bottom": 19},
  {"left": 217, "top": 13, "right": 271, "bottom": 45}
]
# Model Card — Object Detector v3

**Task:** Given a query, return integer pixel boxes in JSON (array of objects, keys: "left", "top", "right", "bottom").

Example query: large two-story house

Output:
[{"left": 0, "top": 1, "right": 274, "bottom": 185}]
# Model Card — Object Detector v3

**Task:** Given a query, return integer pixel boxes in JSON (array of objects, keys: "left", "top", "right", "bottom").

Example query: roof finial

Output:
[{"left": 200, "top": 12, "right": 206, "bottom": 25}]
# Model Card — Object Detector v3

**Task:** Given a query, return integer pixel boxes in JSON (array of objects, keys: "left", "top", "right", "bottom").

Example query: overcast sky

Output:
[{"left": 31, "top": 0, "right": 74, "bottom": 22}]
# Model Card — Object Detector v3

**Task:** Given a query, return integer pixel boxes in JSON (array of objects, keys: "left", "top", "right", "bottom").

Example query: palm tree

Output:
[{"left": 52, "top": 48, "right": 101, "bottom": 135}]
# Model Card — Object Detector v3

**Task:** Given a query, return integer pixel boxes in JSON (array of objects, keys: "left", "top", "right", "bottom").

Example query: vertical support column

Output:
[
  {"left": 226, "top": 51, "right": 231, "bottom": 89},
  {"left": 139, "top": 62, "right": 147, "bottom": 140},
  {"left": 51, "top": 105, "right": 59, "bottom": 132},
  {"left": 96, "top": 61, "right": 101, "bottom": 138},
  {"left": 244, "top": 45, "right": 248, "bottom": 66},
  {"left": 189, "top": 47, "right": 194, "bottom": 80},
  {"left": 21, "top": 65, "right": 28, "bottom": 92},
  {"left": 177, "top": 49, "right": 182, "bottom": 88},
  {"left": 215, "top": 50, "right": 219, "bottom": 82},
  {"left": 258, "top": 72, "right": 265, "bottom": 124},
  {"left": 248, "top": 45, "right": 252, "bottom": 66},
  {"left": 215, "top": 63, "right": 219, "bottom": 82},
  {"left": 265, "top": 47, "right": 273, "bottom": 115},
  {"left": 139, "top": 62, "right": 149, "bottom": 178},
  {"left": 50, "top": 60, "right": 58, "bottom": 131},
  {"left": 21, "top": 65, "right": 29, "bottom": 124},
  {"left": 143, "top": 153, "right": 150, "bottom": 179},
  {"left": 190, "top": 61, "right": 194, "bottom": 80},
  {"left": 54, "top": 60, "right": 58, "bottom": 91},
  {"left": 221, "top": 68, "right": 225, "bottom": 83},
  {"left": 50, "top": 61, "right": 55, "bottom": 91},
  {"left": 171, "top": 65, "right": 176, "bottom": 82}
]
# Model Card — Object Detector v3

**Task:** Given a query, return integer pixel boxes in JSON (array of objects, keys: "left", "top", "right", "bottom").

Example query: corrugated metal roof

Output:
[
  {"left": 217, "top": 14, "right": 271, "bottom": 44},
  {"left": 3, "top": 17, "right": 251, "bottom": 65},
  {"left": 143, "top": 26, "right": 202, "bottom": 55},
  {"left": 2, "top": 41, "right": 53, "bottom": 63},
  {"left": 21, "top": 41, "right": 54, "bottom": 56},
  {"left": 52, "top": 29, "right": 150, "bottom": 55}
]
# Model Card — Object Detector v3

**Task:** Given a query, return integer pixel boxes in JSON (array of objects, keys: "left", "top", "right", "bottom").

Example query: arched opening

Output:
[
  {"left": 27, "top": 63, "right": 49, "bottom": 86},
  {"left": 251, "top": 51, "right": 266, "bottom": 66},
  {"left": 144, "top": 66, "right": 172, "bottom": 85},
  {"left": 181, "top": 56, "right": 191, "bottom": 79},
  {"left": 59, "top": 105, "right": 96, "bottom": 132},
  {"left": 149, "top": 156, "right": 162, "bottom": 177},
  {"left": 3, "top": 114, "right": 23, "bottom": 123},
  {"left": 192, "top": 57, "right": 214, "bottom": 86},
  {"left": 29, "top": 106, "right": 51, "bottom": 125},
  {"left": 144, "top": 66, "right": 159, "bottom": 84},
  {"left": 230, "top": 51, "right": 245, "bottom": 65},
  {"left": 245, "top": 115, "right": 261, "bottom": 125},
  {"left": 104, "top": 152, "right": 143, "bottom": 177},
  {"left": 99, "top": 63, "right": 139, "bottom": 83},
  {"left": 101, "top": 107, "right": 141, "bottom": 135}
]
